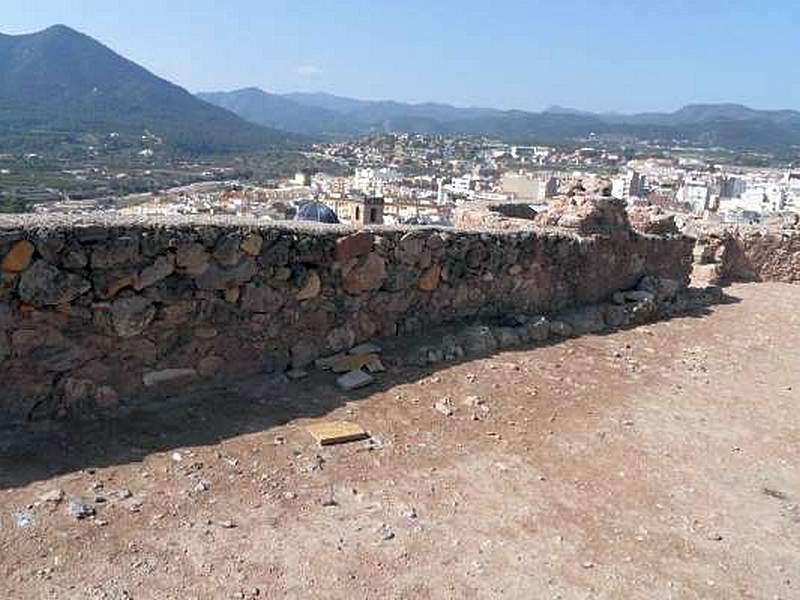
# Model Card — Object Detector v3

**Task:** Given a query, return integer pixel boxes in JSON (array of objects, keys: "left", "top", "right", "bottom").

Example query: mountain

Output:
[
  {"left": 542, "top": 103, "right": 800, "bottom": 149},
  {"left": 285, "top": 92, "right": 502, "bottom": 123},
  {"left": 197, "top": 88, "right": 355, "bottom": 136},
  {"left": 204, "top": 86, "right": 800, "bottom": 150},
  {"left": 281, "top": 92, "right": 376, "bottom": 115},
  {"left": 202, "top": 89, "right": 506, "bottom": 137},
  {"left": 0, "top": 25, "right": 296, "bottom": 153}
]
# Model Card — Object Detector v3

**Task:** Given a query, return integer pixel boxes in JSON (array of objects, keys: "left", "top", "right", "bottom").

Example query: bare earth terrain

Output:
[{"left": 1, "top": 282, "right": 798, "bottom": 600}]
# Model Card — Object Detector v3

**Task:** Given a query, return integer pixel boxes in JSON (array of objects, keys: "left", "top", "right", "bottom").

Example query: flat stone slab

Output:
[
  {"left": 305, "top": 421, "right": 370, "bottom": 446},
  {"left": 142, "top": 368, "right": 197, "bottom": 387},
  {"left": 336, "top": 369, "right": 374, "bottom": 391},
  {"left": 348, "top": 343, "right": 382, "bottom": 356}
]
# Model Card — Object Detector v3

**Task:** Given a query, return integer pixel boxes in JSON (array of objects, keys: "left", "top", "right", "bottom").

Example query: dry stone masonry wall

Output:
[
  {"left": 691, "top": 224, "right": 800, "bottom": 285},
  {"left": 0, "top": 213, "right": 693, "bottom": 423}
]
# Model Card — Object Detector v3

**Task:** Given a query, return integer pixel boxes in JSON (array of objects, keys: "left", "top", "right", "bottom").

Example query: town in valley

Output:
[{"left": 11, "top": 133, "right": 800, "bottom": 229}]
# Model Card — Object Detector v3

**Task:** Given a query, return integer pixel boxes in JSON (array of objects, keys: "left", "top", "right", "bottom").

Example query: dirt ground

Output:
[{"left": 1, "top": 282, "right": 798, "bottom": 600}]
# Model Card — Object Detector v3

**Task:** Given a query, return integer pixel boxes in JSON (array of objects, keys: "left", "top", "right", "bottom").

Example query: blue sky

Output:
[{"left": 5, "top": 0, "right": 799, "bottom": 113}]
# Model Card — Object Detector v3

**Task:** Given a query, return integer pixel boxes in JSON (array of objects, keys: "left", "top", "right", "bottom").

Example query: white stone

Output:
[
  {"left": 142, "top": 368, "right": 197, "bottom": 387},
  {"left": 336, "top": 370, "right": 374, "bottom": 391}
]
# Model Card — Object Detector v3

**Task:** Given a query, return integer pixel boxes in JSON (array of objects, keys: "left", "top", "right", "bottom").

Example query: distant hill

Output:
[
  {"left": 0, "top": 25, "right": 296, "bottom": 153},
  {"left": 197, "top": 88, "right": 356, "bottom": 137},
  {"left": 203, "top": 87, "right": 800, "bottom": 150},
  {"left": 202, "top": 89, "right": 506, "bottom": 137}
]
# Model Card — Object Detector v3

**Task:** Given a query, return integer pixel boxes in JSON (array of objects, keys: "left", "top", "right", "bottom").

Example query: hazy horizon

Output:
[{"left": 4, "top": 0, "right": 800, "bottom": 114}]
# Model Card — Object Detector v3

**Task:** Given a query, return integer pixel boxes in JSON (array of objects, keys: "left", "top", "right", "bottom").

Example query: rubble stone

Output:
[
  {"left": 91, "top": 237, "right": 139, "bottom": 269},
  {"left": 241, "top": 234, "right": 264, "bottom": 256},
  {"left": 136, "top": 254, "right": 175, "bottom": 290},
  {"left": 241, "top": 283, "right": 285, "bottom": 313},
  {"left": 296, "top": 270, "right": 321, "bottom": 300},
  {"left": 342, "top": 253, "right": 387, "bottom": 295},
  {"left": 336, "top": 232, "right": 373, "bottom": 262},
  {"left": 176, "top": 243, "right": 210, "bottom": 275},
  {"left": 195, "top": 260, "right": 257, "bottom": 290},
  {"left": 1, "top": 240, "right": 35, "bottom": 273},
  {"left": 417, "top": 264, "right": 442, "bottom": 291},
  {"left": 18, "top": 260, "right": 91, "bottom": 306},
  {"left": 111, "top": 295, "right": 156, "bottom": 338}
]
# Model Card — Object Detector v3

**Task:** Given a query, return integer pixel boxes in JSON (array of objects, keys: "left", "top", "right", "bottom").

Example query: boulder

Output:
[
  {"left": 493, "top": 327, "right": 521, "bottom": 348},
  {"left": 240, "top": 283, "right": 285, "bottom": 313},
  {"left": 1, "top": 240, "right": 35, "bottom": 273},
  {"left": 549, "top": 320, "right": 573, "bottom": 337},
  {"left": 397, "top": 231, "right": 427, "bottom": 263},
  {"left": 296, "top": 270, "right": 321, "bottom": 300},
  {"left": 460, "top": 325, "right": 498, "bottom": 355},
  {"left": 336, "top": 232, "right": 373, "bottom": 262},
  {"left": 213, "top": 234, "right": 242, "bottom": 267},
  {"left": 342, "top": 253, "right": 386, "bottom": 295},
  {"left": 136, "top": 254, "right": 175, "bottom": 290},
  {"left": 111, "top": 295, "right": 156, "bottom": 338},
  {"left": 417, "top": 264, "right": 442, "bottom": 291},
  {"left": 526, "top": 316, "right": 550, "bottom": 342},
  {"left": 195, "top": 260, "right": 257, "bottom": 290},
  {"left": 93, "top": 271, "right": 137, "bottom": 300},
  {"left": 176, "top": 243, "right": 210, "bottom": 275},
  {"left": 563, "top": 306, "right": 606, "bottom": 335},
  {"left": 91, "top": 237, "right": 140, "bottom": 269},
  {"left": 241, "top": 234, "right": 264, "bottom": 256},
  {"left": 18, "top": 260, "right": 91, "bottom": 307}
]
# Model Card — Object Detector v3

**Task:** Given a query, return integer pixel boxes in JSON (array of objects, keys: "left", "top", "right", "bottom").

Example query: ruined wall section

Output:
[
  {"left": 691, "top": 226, "right": 800, "bottom": 285},
  {"left": 0, "top": 216, "right": 693, "bottom": 423}
]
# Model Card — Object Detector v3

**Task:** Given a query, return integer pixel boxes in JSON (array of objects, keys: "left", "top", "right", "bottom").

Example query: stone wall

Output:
[
  {"left": 691, "top": 225, "right": 800, "bottom": 285},
  {"left": 454, "top": 201, "right": 539, "bottom": 230},
  {"left": 0, "top": 214, "right": 694, "bottom": 423}
]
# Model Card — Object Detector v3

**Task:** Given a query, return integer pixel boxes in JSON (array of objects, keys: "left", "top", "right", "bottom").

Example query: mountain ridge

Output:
[
  {"left": 0, "top": 25, "right": 298, "bottom": 153},
  {"left": 201, "top": 88, "right": 800, "bottom": 149},
  {"left": 202, "top": 87, "right": 800, "bottom": 149}
]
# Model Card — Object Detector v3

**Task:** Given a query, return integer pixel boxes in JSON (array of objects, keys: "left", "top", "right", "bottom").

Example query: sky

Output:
[{"left": 4, "top": 0, "right": 800, "bottom": 113}]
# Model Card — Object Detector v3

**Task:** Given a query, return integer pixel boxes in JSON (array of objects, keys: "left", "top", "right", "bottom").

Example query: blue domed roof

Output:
[{"left": 295, "top": 201, "right": 339, "bottom": 224}]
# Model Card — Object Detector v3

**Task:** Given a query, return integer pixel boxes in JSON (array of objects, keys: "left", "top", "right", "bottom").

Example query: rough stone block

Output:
[
  {"left": 336, "top": 369, "right": 374, "bottom": 391},
  {"left": 336, "top": 232, "right": 373, "bottom": 262},
  {"left": 143, "top": 369, "right": 197, "bottom": 387},
  {"left": 1, "top": 240, "right": 35, "bottom": 273}
]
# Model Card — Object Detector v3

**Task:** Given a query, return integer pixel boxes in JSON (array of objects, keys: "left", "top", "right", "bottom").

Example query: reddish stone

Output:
[
  {"left": 336, "top": 232, "right": 374, "bottom": 262},
  {"left": 417, "top": 264, "right": 442, "bottom": 291},
  {"left": 2, "top": 240, "right": 35, "bottom": 273},
  {"left": 342, "top": 253, "right": 386, "bottom": 295}
]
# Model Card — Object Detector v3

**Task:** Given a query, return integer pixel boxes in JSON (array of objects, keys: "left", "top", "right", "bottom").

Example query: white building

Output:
[
  {"left": 353, "top": 167, "right": 402, "bottom": 194},
  {"left": 611, "top": 170, "right": 643, "bottom": 200},
  {"left": 679, "top": 179, "right": 711, "bottom": 213},
  {"left": 445, "top": 174, "right": 474, "bottom": 196},
  {"left": 729, "top": 185, "right": 785, "bottom": 214}
]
